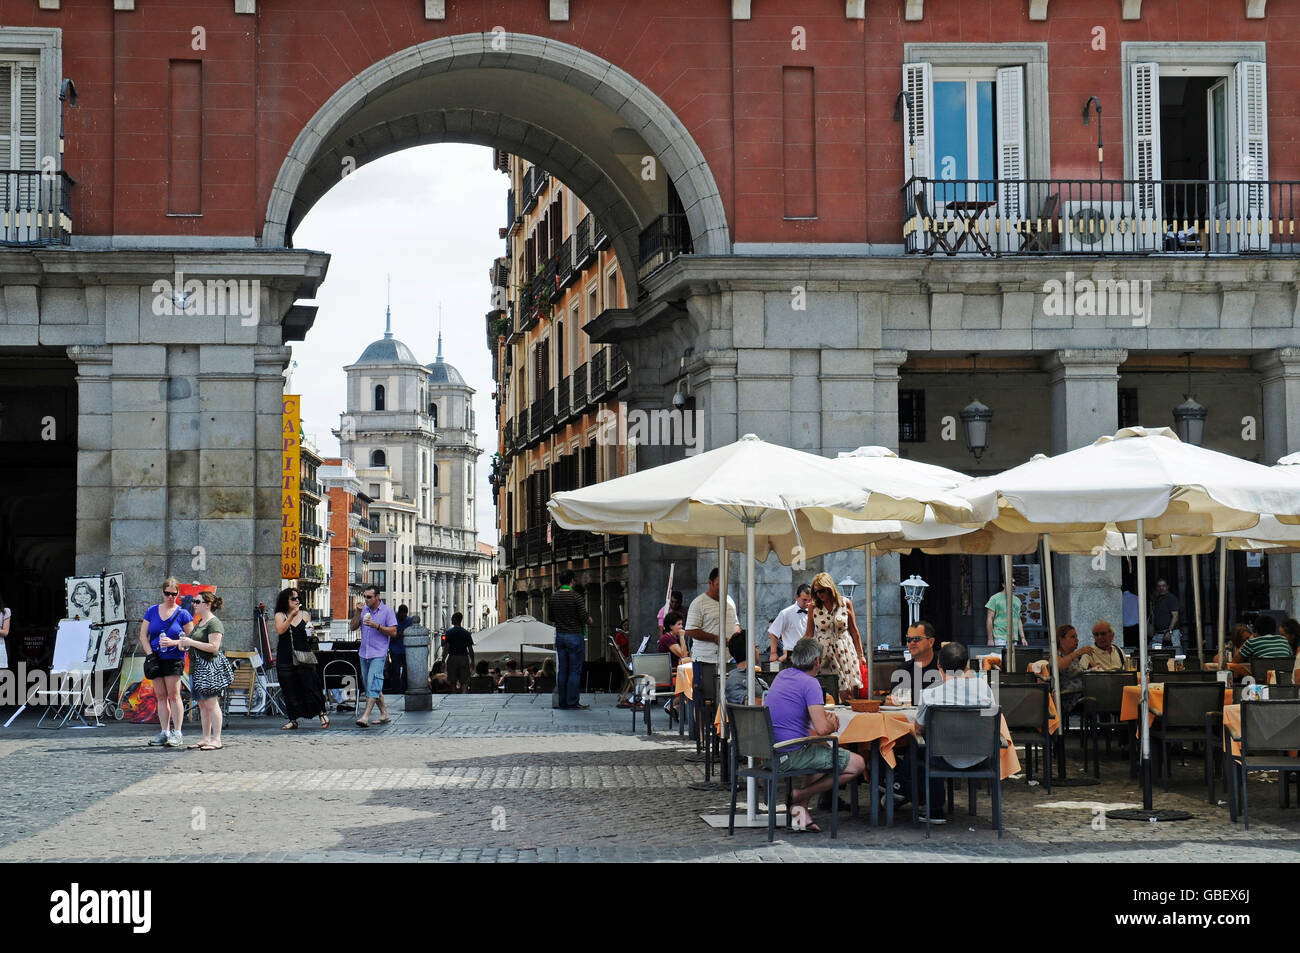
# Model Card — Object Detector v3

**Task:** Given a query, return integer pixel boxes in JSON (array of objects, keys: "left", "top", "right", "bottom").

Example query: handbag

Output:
[
  {"left": 191, "top": 650, "right": 235, "bottom": 696},
  {"left": 143, "top": 652, "right": 161, "bottom": 680},
  {"left": 289, "top": 618, "right": 317, "bottom": 666}
]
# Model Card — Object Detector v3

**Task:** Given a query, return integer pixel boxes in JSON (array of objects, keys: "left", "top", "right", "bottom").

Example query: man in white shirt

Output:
[
  {"left": 684, "top": 567, "right": 739, "bottom": 666},
  {"left": 768, "top": 584, "right": 813, "bottom": 663}
]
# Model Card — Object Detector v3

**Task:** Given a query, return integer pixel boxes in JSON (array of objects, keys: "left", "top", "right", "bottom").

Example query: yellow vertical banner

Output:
[{"left": 281, "top": 395, "right": 301, "bottom": 580}]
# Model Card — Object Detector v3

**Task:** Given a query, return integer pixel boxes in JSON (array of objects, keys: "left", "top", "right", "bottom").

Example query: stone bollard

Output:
[{"left": 403, "top": 619, "right": 432, "bottom": 712}]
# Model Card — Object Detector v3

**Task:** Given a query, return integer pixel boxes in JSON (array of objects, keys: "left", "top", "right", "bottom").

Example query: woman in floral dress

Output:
[{"left": 802, "top": 572, "right": 866, "bottom": 701}]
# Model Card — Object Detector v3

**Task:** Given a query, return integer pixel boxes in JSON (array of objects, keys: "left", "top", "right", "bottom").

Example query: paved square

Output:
[{"left": 1, "top": 694, "right": 1296, "bottom": 862}]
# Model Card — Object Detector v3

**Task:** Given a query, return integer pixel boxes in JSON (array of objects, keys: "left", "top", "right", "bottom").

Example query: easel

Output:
[{"left": 3, "top": 620, "right": 103, "bottom": 729}]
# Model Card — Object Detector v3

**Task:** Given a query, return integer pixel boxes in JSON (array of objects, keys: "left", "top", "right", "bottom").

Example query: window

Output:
[
  {"left": 606, "top": 269, "right": 618, "bottom": 311},
  {"left": 433, "top": 465, "right": 439, "bottom": 488},
  {"left": 933, "top": 69, "right": 996, "bottom": 193},
  {"left": 1118, "top": 388, "right": 1140, "bottom": 430},
  {"left": 374, "top": 384, "right": 385, "bottom": 411},
  {"left": 369, "top": 483, "right": 380, "bottom": 498},
  {"left": 429, "top": 402, "right": 438, "bottom": 428},
  {"left": 0, "top": 57, "right": 38, "bottom": 170},
  {"left": 899, "top": 389, "right": 926, "bottom": 443},
  {"left": 370, "top": 450, "right": 386, "bottom": 467}
]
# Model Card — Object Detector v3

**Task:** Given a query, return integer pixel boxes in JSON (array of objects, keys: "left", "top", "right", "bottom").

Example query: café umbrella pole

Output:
[
  {"left": 1217, "top": 538, "right": 1228, "bottom": 664},
  {"left": 862, "top": 546, "right": 874, "bottom": 693},
  {"left": 1191, "top": 553, "right": 1204, "bottom": 668},
  {"left": 746, "top": 520, "right": 758, "bottom": 820},
  {"left": 717, "top": 537, "right": 728, "bottom": 779},
  {"left": 1043, "top": 535, "right": 1063, "bottom": 749},
  {"left": 1003, "top": 554, "right": 1016, "bottom": 673}
]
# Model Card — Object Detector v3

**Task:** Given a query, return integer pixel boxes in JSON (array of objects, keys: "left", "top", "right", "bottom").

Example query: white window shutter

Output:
[
  {"left": 1234, "top": 60, "right": 1269, "bottom": 249},
  {"left": 0, "top": 63, "right": 12, "bottom": 168},
  {"left": 1130, "top": 61, "right": 1162, "bottom": 226},
  {"left": 17, "top": 64, "right": 38, "bottom": 171},
  {"left": 996, "top": 65, "right": 1026, "bottom": 223},
  {"left": 902, "top": 61, "right": 933, "bottom": 183}
]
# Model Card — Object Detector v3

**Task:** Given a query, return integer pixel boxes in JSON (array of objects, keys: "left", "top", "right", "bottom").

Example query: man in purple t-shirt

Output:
[
  {"left": 762, "top": 637, "right": 866, "bottom": 832},
  {"left": 350, "top": 585, "right": 398, "bottom": 727}
]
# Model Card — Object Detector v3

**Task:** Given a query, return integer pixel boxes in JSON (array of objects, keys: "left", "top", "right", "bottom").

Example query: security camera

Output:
[{"left": 672, "top": 389, "right": 687, "bottom": 409}]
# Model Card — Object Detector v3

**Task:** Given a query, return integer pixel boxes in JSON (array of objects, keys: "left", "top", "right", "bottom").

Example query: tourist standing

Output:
[
  {"left": 1150, "top": 578, "right": 1182, "bottom": 649},
  {"left": 274, "top": 588, "right": 329, "bottom": 730},
  {"left": 684, "top": 567, "right": 739, "bottom": 668},
  {"left": 442, "top": 611, "right": 474, "bottom": 692},
  {"left": 351, "top": 586, "right": 397, "bottom": 726},
  {"left": 548, "top": 569, "right": 590, "bottom": 710},
  {"left": 391, "top": 604, "right": 410, "bottom": 693},
  {"left": 0, "top": 592, "right": 9, "bottom": 669},
  {"left": 985, "top": 582, "right": 1027, "bottom": 647},
  {"left": 802, "top": 572, "right": 865, "bottom": 701},
  {"left": 139, "top": 577, "right": 195, "bottom": 748},
  {"left": 178, "top": 591, "right": 231, "bottom": 749}
]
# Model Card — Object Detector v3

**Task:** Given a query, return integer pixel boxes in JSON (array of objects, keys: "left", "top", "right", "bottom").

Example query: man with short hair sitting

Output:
[
  {"left": 725, "top": 630, "right": 769, "bottom": 706},
  {"left": 1234, "top": 615, "right": 1293, "bottom": 665},
  {"left": 762, "top": 637, "right": 866, "bottom": 832},
  {"left": 908, "top": 640, "right": 996, "bottom": 824}
]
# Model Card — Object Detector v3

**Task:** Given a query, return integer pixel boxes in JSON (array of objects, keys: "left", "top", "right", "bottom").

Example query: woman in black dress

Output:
[{"left": 274, "top": 587, "right": 329, "bottom": 730}]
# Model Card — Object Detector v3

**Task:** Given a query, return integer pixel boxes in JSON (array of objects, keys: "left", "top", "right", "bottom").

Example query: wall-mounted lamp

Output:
[
  {"left": 1082, "top": 96, "right": 1103, "bottom": 181},
  {"left": 958, "top": 353, "right": 993, "bottom": 463}
]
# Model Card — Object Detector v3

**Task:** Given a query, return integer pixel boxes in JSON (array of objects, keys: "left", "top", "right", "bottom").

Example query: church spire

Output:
[
  {"left": 436, "top": 304, "right": 443, "bottom": 362},
  {"left": 384, "top": 273, "right": 392, "bottom": 338}
]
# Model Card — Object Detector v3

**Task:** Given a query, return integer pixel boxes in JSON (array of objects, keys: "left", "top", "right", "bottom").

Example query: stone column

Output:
[
  {"left": 1045, "top": 349, "right": 1127, "bottom": 645},
  {"left": 69, "top": 345, "right": 114, "bottom": 579},
  {"left": 1255, "top": 348, "right": 1300, "bottom": 615}
]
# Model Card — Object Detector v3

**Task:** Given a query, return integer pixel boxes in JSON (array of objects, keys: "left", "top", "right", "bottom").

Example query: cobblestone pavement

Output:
[{"left": 1, "top": 694, "right": 1298, "bottom": 862}]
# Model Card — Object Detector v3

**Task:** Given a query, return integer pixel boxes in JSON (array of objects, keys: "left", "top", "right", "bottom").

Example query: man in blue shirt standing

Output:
[{"left": 351, "top": 586, "right": 397, "bottom": 727}]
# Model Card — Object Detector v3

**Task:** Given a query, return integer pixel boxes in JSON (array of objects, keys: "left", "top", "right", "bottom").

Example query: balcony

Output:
[
  {"left": 589, "top": 349, "right": 608, "bottom": 399},
  {"left": 368, "top": 515, "right": 380, "bottom": 532},
  {"left": 541, "top": 387, "right": 556, "bottom": 435},
  {"left": 522, "top": 167, "right": 539, "bottom": 214},
  {"left": 556, "top": 376, "right": 570, "bottom": 424},
  {"left": 542, "top": 254, "right": 558, "bottom": 304},
  {"left": 637, "top": 213, "right": 693, "bottom": 280},
  {"left": 593, "top": 217, "right": 609, "bottom": 251},
  {"left": 571, "top": 362, "right": 588, "bottom": 412},
  {"left": 900, "top": 176, "right": 1294, "bottom": 257},
  {"left": 301, "top": 476, "right": 323, "bottom": 498},
  {"left": 586, "top": 532, "right": 606, "bottom": 558},
  {"left": 556, "top": 236, "right": 574, "bottom": 288},
  {"left": 574, "top": 214, "right": 595, "bottom": 269},
  {"left": 299, "top": 564, "right": 325, "bottom": 582},
  {"left": 502, "top": 418, "right": 514, "bottom": 454},
  {"left": 609, "top": 344, "right": 629, "bottom": 391},
  {"left": 300, "top": 520, "right": 324, "bottom": 541},
  {"left": 607, "top": 534, "right": 627, "bottom": 555},
  {"left": 0, "top": 170, "right": 74, "bottom": 247},
  {"left": 529, "top": 398, "right": 542, "bottom": 442},
  {"left": 517, "top": 406, "right": 529, "bottom": 446},
  {"left": 351, "top": 502, "right": 365, "bottom": 518}
]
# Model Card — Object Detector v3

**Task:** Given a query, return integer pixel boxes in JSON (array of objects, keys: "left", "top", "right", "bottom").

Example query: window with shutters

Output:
[
  {"left": 0, "top": 30, "right": 62, "bottom": 244},
  {"left": 0, "top": 57, "right": 38, "bottom": 171}
]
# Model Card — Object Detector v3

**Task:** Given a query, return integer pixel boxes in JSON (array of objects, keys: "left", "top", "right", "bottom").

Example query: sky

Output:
[{"left": 289, "top": 143, "right": 506, "bottom": 546}]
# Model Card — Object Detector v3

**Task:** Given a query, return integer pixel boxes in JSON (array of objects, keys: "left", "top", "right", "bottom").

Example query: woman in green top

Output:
[{"left": 176, "top": 591, "right": 226, "bottom": 750}]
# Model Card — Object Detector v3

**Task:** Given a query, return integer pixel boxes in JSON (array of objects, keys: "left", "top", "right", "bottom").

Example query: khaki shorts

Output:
[{"left": 776, "top": 744, "right": 850, "bottom": 775}]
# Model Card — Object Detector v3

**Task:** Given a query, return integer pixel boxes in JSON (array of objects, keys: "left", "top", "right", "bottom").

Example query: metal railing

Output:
[
  {"left": 609, "top": 344, "right": 629, "bottom": 390},
  {"left": 574, "top": 214, "right": 594, "bottom": 268},
  {"left": 541, "top": 387, "right": 555, "bottom": 434},
  {"left": 901, "top": 175, "right": 1295, "bottom": 256},
  {"left": 0, "top": 170, "right": 74, "bottom": 247},
  {"left": 529, "top": 398, "right": 542, "bottom": 442},
  {"left": 557, "top": 236, "right": 574, "bottom": 288},
  {"left": 556, "top": 376, "right": 570, "bottom": 422},
  {"left": 517, "top": 406, "right": 529, "bottom": 446},
  {"left": 300, "top": 520, "right": 324, "bottom": 540},
  {"left": 589, "top": 348, "right": 608, "bottom": 398},
  {"left": 502, "top": 418, "right": 514, "bottom": 454},
  {"left": 571, "top": 362, "right": 588, "bottom": 412},
  {"left": 301, "top": 476, "right": 323, "bottom": 498},
  {"left": 593, "top": 217, "right": 609, "bottom": 250},
  {"left": 637, "top": 213, "right": 692, "bottom": 279}
]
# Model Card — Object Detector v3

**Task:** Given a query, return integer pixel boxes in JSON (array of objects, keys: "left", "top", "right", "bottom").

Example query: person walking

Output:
[
  {"left": 0, "top": 592, "right": 9, "bottom": 670},
  {"left": 138, "top": 577, "right": 195, "bottom": 748},
  {"left": 351, "top": 586, "right": 397, "bottom": 727},
  {"left": 802, "top": 572, "right": 865, "bottom": 701},
  {"left": 442, "top": 612, "right": 474, "bottom": 693},
  {"left": 548, "top": 569, "right": 590, "bottom": 710},
  {"left": 391, "top": 604, "right": 410, "bottom": 693},
  {"left": 177, "top": 591, "right": 231, "bottom": 749},
  {"left": 274, "top": 587, "right": 329, "bottom": 731}
]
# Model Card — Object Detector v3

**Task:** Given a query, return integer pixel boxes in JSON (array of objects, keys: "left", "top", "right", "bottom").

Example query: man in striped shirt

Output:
[{"left": 1234, "top": 616, "right": 1293, "bottom": 665}]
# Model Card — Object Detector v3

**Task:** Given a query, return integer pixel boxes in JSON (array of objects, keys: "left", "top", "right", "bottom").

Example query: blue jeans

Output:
[{"left": 554, "top": 632, "right": 585, "bottom": 708}]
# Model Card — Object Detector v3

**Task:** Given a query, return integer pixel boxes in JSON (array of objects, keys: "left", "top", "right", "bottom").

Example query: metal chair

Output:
[
  {"left": 999, "top": 682, "right": 1053, "bottom": 792},
  {"left": 871, "top": 661, "right": 901, "bottom": 697},
  {"left": 501, "top": 674, "right": 530, "bottom": 693},
  {"left": 532, "top": 673, "right": 556, "bottom": 694},
  {"left": 467, "top": 674, "right": 496, "bottom": 694},
  {"left": 917, "top": 705, "right": 1004, "bottom": 838},
  {"left": 726, "top": 704, "right": 841, "bottom": 842},
  {"left": 630, "top": 653, "right": 673, "bottom": 735},
  {"left": 1150, "top": 681, "right": 1225, "bottom": 802},
  {"left": 1250, "top": 658, "right": 1295, "bottom": 683},
  {"left": 1080, "top": 671, "right": 1137, "bottom": 777},
  {"left": 1226, "top": 699, "right": 1300, "bottom": 829},
  {"left": 693, "top": 661, "right": 722, "bottom": 781},
  {"left": 816, "top": 673, "right": 840, "bottom": 702}
]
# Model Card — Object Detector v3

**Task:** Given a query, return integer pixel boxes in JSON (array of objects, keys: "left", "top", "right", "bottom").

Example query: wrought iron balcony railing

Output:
[
  {"left": 556, "top": 236, "right": 574, "bottom": 288},
  {"left": 529, "top": 398, "right": 542, "bottom": 441},
  {"left": 609, "top": 344, "right": 629, "bottom": 391},
  {"left": 589, "top": 348, "right": 608, "bottom": 398},
  {"left": 574, "top": 214, "right": 594, "bottom": 269},
  {"left": 901, "top": 175, "right": 1295, "bottom": 257},
  {"left": 0, "top": 170, "right": 73, "bottom": 247},
  {"left": 541, "top": 387, "right": 555, "bottom": 435},
  {"left": 556, "top": 376, "right": 570, "bottom": 423},
  {"left": 571, "top": 362, "right": 588, "bottom": 413},
  {"left": 637, "top": 213, "right": 693, "bottom": 279}
]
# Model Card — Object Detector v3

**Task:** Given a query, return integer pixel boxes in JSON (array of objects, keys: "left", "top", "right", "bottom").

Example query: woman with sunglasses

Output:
[
  {"left": 802, "top": 572, "right": 865, "bottom": 702},
  {"left": 273, "top": 587, "right": 329, "bottom": 730},
  {"left": 138, "top": 577, "right": 195, "bottom": 747},
  {"left": 175, "top": 591, "right": 228, "bottom": 749}
]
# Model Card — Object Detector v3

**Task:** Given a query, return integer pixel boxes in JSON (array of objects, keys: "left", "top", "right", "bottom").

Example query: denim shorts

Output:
[{"left": 360, "top": 655, "right": 386, "bottom": 698}]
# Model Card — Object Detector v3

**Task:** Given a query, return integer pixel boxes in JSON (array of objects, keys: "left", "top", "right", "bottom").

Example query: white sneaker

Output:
[
  {"left": 165, "top": 730, "right": 182, "bottom": 748},
  {"left": 148, "top": 731, "right": 168, "bottom": 746}
]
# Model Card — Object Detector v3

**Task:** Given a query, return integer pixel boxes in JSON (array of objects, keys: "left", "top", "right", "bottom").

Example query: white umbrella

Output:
[
  {"left": 470, "top": 615, "right": 557, "bottom": 657},
  {"left": 956, "top": 426, "right": 1300, "bottom": 813},
  {"left": 548, "top": 433, "right": 988, "bottom": 824}
]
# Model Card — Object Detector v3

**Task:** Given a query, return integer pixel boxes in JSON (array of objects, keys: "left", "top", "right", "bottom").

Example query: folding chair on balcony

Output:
[
  {"left": 1018, "top": 192, "right": 1059, "bottom": 252},
  {"left": 914, "top": 189, "right": 958, "bottom": 255}
]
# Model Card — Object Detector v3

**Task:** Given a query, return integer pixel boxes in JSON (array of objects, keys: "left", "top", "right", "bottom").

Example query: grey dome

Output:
[
  {"left": 356, "top": 334, "right": 420, "bottom": 365},
  {"left": 426, "top": 356, "right": 465, "bottom": 386}
]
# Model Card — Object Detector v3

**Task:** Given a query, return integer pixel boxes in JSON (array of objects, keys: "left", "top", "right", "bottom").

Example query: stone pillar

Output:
[
  {"left": 69, "top": 345, "right": 114, "bottom": 579},
  {"left": 402, "top": 622, "right": 432, "bottom": 711},
  {"left": 1045, "top": 349, "right": 1127, "bottom": 644},
  {"left": 1255, "top": 348, "right": 1300, "bottom": 616}
]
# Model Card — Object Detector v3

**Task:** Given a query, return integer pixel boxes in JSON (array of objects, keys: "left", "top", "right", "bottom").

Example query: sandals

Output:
[
  {"left": 376, "top": 717, "right": 391, "bottom": 725},
  {"left": 186, "top": 743, "right": 205, "bottom": 750},
  {"left": 320, "top": 715, "right": 331, "bottom": 730},
  {"left": 199, "top": 744, "right": 223, "bottom": 750},
  {"left": 355, "top": 719, "right": 370, "bottom": 728},
  {"left": 281, "top": 721, "right": 299, "bottom": 730},
  {"left": 790, "top": 806, "right": 822, "bottom": 833}
]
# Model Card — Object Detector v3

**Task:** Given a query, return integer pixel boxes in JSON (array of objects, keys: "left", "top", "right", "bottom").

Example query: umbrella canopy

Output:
[
  {"left": 960, "top": 427, "right": 1300, "bottom": 534},
  {"left": 469, "top": 616, "right": 557, "bottom": 656}
]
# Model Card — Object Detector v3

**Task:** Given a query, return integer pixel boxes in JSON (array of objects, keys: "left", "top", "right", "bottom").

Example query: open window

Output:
[{"left": 1128, "top": 53, "right": 1269, "bottom": 252}]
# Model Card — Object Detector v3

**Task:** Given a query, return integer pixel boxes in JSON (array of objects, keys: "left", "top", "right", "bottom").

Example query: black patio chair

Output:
[
  {"left": 501, "top": 675, "right": 530, "bottom": 693},
  {"left": 1226, "top": 699, "right": 1300, "bottom": 829},
  {"left": 726, "top": 704, "right": 841, "bottom": 842},
  {"left": 1251, "top": 658, "right": 1295, "bottom": 683},
  {"left": 532, "top": 673, "right": 556, "bottom": 694},
  {"left": 1150, "top": 681, "right": 1225, "bottom": 802},
  {"left": 999, "top": 682, "right": 1053, "bottom": 792},
  {"left": 1080, "top": 671, "right": 1137, "bottom": 778},
  {"left": 693, "top": 661, "right": 722, "bottom": 781},
  {"left": 816, "top": 673, "right": 840, "bottom": 702},
  {"left": 916, "top": 705, "right": 1005, "bottom": 838}
]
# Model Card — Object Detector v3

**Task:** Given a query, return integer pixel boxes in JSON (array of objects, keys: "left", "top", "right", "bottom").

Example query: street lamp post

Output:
[{"left": 900, "top": 574, "right": 929, "bottom": 628}]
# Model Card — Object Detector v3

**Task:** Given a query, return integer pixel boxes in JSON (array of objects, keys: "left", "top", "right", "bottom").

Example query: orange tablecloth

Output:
[
  {"left": 1120, "top": 683, "right": 1233, "bottom": 723},
  {"left": 674, "top": 661, "right": 693, "bottom": 700},
  {"left": 837, "top": 707, "right": 1021, "bottom": 780},
  {"left": 1223, "top": 703, "right": 1241, "bottom": 756}
]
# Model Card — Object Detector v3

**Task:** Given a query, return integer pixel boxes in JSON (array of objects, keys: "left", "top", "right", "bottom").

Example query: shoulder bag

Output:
[
  {"left": 191, "top": 646, "right": 235, "bottom": 696},
  {"left": 290, "top": 619, "right": 317, "bottom": 667}
]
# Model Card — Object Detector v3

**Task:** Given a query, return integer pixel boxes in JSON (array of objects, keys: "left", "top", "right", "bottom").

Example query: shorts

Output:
[
  {"left": 776, "top": 744, "right": 851, "bottom": 776},
  {"left": 360, "top": 655, "right": 386, "bottom": 698},
  {"left": 446, "top": 655, "right": 471, "bottom": 689},
  {"left": 152, "top": 658, "right": 185, "bottom": 679}
]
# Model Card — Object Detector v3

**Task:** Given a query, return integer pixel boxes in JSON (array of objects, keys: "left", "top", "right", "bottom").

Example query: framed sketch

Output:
[
  {"left": 93, "top": 621, "right": 127, "bottom": 671},
  {"left": 65, "top": 577, "right": 102, "bottom": 624}
]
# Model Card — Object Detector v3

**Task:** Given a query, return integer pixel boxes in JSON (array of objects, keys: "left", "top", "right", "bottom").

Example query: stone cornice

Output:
[{"left": 1043, "top": 348, "right": 1129, "bottom": 371}]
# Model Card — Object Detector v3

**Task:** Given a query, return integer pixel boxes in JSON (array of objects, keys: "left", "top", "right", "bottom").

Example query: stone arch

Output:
[{"left": 263, "top": 33, "right": 731, "bottom": 299}]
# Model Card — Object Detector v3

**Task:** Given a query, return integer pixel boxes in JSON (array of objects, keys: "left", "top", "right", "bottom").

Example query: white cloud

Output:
[{"left": 290, "top": 142, "right": 505, "bottom": 545}]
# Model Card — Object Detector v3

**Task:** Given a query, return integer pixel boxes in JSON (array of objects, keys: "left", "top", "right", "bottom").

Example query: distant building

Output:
[
  {"left": 320, "top": 457, "right": 373, "bottom": 639},
  {"left": 475, "top": 540, "right": 498, "bottom": 631}
]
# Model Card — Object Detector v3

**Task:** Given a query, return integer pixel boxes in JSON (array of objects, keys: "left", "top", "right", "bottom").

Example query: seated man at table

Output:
[
  {"left": 725, "top": 630, "right": 769, "bottom": 706},
  {"left": 764, "top": 637, "right": 866, "bottom": 832},
  {"left": 908, "top": 640, "right": 997, "bottom": 824},
  {"left": 891, "top": 620, "right": 942, "bottom": 705},
  {"left": 1080, "top": 620, "right": 1127, "bottom": 672},
  {"left": 1233, "top": 615, "right": 1294, "bottom": 674}
]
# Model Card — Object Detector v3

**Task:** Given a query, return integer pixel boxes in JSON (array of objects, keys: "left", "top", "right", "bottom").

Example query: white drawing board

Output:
[{"left": 51, "top": 619, "right": 94, "bottom": 674}]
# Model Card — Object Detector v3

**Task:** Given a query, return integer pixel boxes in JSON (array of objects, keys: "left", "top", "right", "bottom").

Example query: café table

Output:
[
  {"left": 1119, "top": 682, "right": 1233, "bottom": 725},
  {"left": 674, "top": 660, "right": 693, "bottom": 701},
  {"left": 931, "top": 199, "right": 996, "bottom": 255}
]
